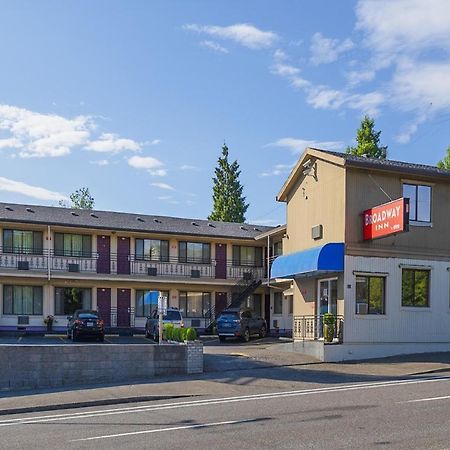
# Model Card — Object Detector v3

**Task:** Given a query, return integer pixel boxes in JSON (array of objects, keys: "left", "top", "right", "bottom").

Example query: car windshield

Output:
[
  {"left": 218, "top": 312, "right": 239, "bottom": 320},
  {"left": 163, "top": 311, "right": 182, "bottom": 320},
  {"left": 77, "top": 313, "right": 98, "bottom": 319}
]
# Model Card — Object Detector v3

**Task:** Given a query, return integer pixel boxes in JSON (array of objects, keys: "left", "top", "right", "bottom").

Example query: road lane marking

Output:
[
  {"left": 403, "top": 395, "right": 450, "bottom": 403},
  {"left": 71, "top": 418, "right": 261, "bottom": 441},
  {"left": 1, "top": 376, "right": 449, "bottom": 427}
]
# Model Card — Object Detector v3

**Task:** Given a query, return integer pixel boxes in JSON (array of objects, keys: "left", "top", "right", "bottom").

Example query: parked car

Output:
[
  {"left": 216, "top": 308, "right": 267, "bottom": 342},
  {"left": 67, "top": 309, "right": 105, "bottom": 342},
  {"left": 145, "top": 307, "right": 184, "bottom": 341}
]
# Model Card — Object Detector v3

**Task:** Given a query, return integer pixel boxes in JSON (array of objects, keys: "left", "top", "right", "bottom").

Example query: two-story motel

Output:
[
  {"left": 272, "top": 148, "right": 450, "bottom": 361},
  {"left": 0, "top": 203, "right": 291, "bottom": 334}
]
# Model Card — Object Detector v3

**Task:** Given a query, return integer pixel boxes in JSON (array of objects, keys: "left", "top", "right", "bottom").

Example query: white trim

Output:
[
  {"left": 409, "top": 221, "right": 433, "bottom": 228},
  {"left": 398, "top": 264, "right": 432, "bottom": 270},
  {"left": 353, "top": 271, "right": 389, "bottom": 277}
]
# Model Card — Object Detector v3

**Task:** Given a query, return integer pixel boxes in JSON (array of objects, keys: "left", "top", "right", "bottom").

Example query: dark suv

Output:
[
  {"left": 67, "top": 310, "right": 105, "bottom": 342},
  {"left": 216, "top": 308, "right": 267, "bottom": 342}
]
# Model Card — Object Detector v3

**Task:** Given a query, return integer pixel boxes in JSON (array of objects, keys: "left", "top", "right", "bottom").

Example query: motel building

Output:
[
  {"left": 271, "top": 148, "right": 450, "bottom": 361},
  {"left": 0, "top": 204, "right": 295, "bottom": 335}
]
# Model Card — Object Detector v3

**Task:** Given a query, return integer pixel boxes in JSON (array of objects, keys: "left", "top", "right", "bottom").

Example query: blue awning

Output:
[{"left": 271, "top": 243, "right": 344, "bottom": 279}]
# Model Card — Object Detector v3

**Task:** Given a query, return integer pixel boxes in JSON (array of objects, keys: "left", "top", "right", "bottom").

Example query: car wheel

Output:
[
  {"left": 219, "top": 336, "right": 226, "bottom": 343},
  {"left": 242, "top": 328, "right": 250, "bottom": 343},
  {"left": 152, "top": 328, "right": 158, "bottom": 342},
  {"left": 259, "top": 325, "right": 267, "bottom": 338},
  {"left": 145, "top": 327, "right": 150, "bottom": 339}
]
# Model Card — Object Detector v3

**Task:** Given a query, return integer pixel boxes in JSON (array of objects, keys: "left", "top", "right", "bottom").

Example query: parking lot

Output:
[{"left": 0, "top": 334, "right": 154, "bottom": 345}]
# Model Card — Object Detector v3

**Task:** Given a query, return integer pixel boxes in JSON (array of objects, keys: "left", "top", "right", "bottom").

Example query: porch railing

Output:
[{"left": 293, "top": 315, "right": 344, "bottom": 343}]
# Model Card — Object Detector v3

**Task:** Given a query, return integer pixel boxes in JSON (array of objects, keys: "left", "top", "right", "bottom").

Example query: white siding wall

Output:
[{"left": 344, "top": 255, "right": 450, "bottom": 344}]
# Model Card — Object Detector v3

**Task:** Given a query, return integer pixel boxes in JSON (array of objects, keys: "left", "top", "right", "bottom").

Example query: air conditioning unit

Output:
[
  {"left": 17, "top": 261, "right": 29, "bottom": 270},
  {"left": 191, "top": 269, "right": 200, "bottom": 278},
  {"left": 356, "top": 303, "right": 368, "bottom": 315},
  {"left": 147, "top": 267, "right": 157, "bottom": 276},
  {"left": 68, "top": 263, "right": 80, "bottom": 272},
  {"left": 191, "top": 319, "right": 201, "bottom": 327},
  {"left": 17, "top": 315, "right": 29, "bottom": 325}
]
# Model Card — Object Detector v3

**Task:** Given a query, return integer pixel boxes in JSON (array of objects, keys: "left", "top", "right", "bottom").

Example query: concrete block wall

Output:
[{"left": 0, "top": 341, "right": 203, "bottom": 391}]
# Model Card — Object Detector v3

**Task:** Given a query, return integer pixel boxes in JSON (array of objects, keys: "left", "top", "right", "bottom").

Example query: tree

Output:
[
  {"left": 60, "top": 187, "right": 95, "bottom": 209},
  {"left": 208, "top": 143, "right": 249, "bottom": 223},
  {"left": 347, "top": 115, "right": 388, "bottom": 159},
  {"left": 437, "top": 146, "right": 450, "bottom": 169}
]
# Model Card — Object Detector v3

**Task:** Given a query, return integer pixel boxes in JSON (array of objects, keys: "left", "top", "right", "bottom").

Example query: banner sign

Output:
[
  {"left": 158, "top": 294, "right": 168, "bottom": 315},
  {"left": 362, "top": 198, "right": 409, "bottom": 240}
]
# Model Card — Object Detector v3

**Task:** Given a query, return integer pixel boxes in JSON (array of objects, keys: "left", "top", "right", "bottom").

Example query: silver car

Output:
[{"left": 145, "top": 307, "right": 184, "bottom": 341}]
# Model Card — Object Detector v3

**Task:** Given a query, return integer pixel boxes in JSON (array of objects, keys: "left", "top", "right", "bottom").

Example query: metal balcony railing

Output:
[{"left": 293, "top": 315, "right": 344, "bottom": 343}]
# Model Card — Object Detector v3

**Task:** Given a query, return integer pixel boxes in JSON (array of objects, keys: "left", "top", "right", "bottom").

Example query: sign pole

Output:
[{"left": 157, "top": 294, "right": 167, "bottom": 345}]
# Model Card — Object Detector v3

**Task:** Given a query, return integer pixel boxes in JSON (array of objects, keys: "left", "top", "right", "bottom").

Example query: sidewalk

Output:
[{"left": 1, "top": 344, "right": 450, "bottom": 416}]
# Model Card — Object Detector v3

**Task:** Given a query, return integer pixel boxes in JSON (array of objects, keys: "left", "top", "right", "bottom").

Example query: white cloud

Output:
[
  {"left": 0, "top": 176, "right": 68, "bottom": 201},
  {"left": 310, "top": 32, "right": 354, "bottom": 65},
  {"left": 128, "top": 156, "right": 167, "bottom": 176},
  {"left": 0, "top": 104, "right": 92, "bottom": 158},
  {"left": 0, "top": 138, "right": 22, "bottom": 149},
  {"left": 86, "top": 133, "right": 140, "bottom": 153},
  {"left": 158, "top": 195, "right": 179, "bottom": 205},
  {"left": 260, "top": 162, "right": 296, "bottom": 177},
  {"left": 89, "top": 159, "right": 109, "bottom": 166},
  {"left": 184, "top": 23, "right": 278, "bottom": 49},
  {"left": 270, "top": 61, "right": 310, "bottom": 89},
  {"left": 200, "top": 40, "right": 229, "bottom": 54},
  {"left": 151, "top": 182, "right": 175, "bottom": 191},
  {"left": 346, "top": 69, "right": 376, "bottom": 86},
  {"left": 180, "top": 165, "right": 200, "bottom": 171},
  {"left": 148, "top": 139, "right": 161, "bottom": 146},
  {"left": 267, "top": 138, "right": 344, "bottom": 154}
]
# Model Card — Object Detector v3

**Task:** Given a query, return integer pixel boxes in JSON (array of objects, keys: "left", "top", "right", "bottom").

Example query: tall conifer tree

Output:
[
  {"left": 208, "top": 143, "right": 249, "bottom": 223},
  {"left": 347, "top": 115, "right": 388, "bottom": 159}
]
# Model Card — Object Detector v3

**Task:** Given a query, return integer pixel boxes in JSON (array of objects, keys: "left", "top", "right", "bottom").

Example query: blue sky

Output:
[{"left": 0, "top": 0, "right": 449, "bottom": 226}]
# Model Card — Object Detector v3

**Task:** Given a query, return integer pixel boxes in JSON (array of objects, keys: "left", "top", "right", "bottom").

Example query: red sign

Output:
[{"left": 362, "top": 198, "right": 409, "bottom": 240}]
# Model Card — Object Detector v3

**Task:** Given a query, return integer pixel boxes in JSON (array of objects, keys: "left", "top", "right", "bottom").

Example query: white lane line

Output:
[
  {"left": 71, "top": 418, "right": 256, "bottom": 442},
  {"left": 403, "top": 395, "right": 450, "bottom": 403},
  {"left": 1, "top": 376, "right": 449, "bottom": 427}
]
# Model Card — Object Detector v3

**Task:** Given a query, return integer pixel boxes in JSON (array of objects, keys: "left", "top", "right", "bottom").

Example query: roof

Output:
[
  {"left": 277, "top": 148, "right": 450, "bottom": 201},
  {"left": 0, "top": 202, "right": 273, "bottom": 240},
  {"left": 254, "top": 224, "right": 286, "bottom": 241}
]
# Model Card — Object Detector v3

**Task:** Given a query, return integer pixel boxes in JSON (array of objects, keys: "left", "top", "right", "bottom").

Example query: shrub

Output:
[
  {"left": 180, "top": 327, "right": 187, "bottom": 341},
  {"left": 185, "top": 327, "right": 197, "bottom": 341},
  {"left": 172, "top": 327, "right": 181, "bottom": 342},
  {"left": 164, "top": 323, "right": 174, "bottom": 340}
]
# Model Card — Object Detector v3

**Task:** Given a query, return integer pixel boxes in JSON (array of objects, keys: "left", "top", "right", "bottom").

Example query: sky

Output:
[{"left": 0, "top": 0, "right": 449, "bottom": 226}]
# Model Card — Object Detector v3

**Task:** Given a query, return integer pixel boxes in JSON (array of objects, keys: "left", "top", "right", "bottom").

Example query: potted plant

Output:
[
  {"left": 323, "top": 313, "right": 335, "bottom": 343},
  {"left": 43, "top": 315, "right": 55, "bottom": 332}
]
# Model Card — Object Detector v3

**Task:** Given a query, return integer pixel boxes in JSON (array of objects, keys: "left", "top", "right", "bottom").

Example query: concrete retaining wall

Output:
[{"left": 0, "top": 341, "right": 203, "bottom": 391}]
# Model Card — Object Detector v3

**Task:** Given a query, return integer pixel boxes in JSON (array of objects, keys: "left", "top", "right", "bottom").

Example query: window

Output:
[
  {"left": 135, "top": 239, "right": 169, "bottom": 261},
  {"left": 135, "top": 290, "right": 169, "bottom": 317},
  {"left": 54, "top": 287, "right": 92, "bottom": 315},
  {"left": 3, "top": 285, "right": 43, "bottom": 315},
  {"left": 274, "top": 241, "right": 283, "bottom": 257},
  {"left": 288, "top": 296, "right": 293, "bottom": 315},
  {"left": 232, "top": 245, "right": 263, "bottom": 267},
  {"left": 3, "top": 230, "right": 43, "bottom": 254},
  {"left": 54, "top": 233, "right": 91, "bottom": 257},
  {"left": 274, "top": 292, "right": 283, "bottom": 314},
  {"left": 355, "top": 276, "right": 385, "bottom": 315},
  {"left": 179, "top": 242, "right": 210, "bottom": 264},
  {"left": 402, "top": 269, "right": 430, "bottom": 307},
  {"left": 243, "top": 293, "right": 262, "bottom": 316},
  {"left": 403, "top": 183, "right": 431, "bottom": 223},
  {"left": 179, "top": 292, "right": 211, "bottom": 318}
]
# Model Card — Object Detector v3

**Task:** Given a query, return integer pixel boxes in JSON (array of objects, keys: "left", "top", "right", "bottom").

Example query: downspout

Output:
[
  {"left": 267, "top": 235, "right": 270, "bottom": 288},
  {"left": 47, "top": 225, "right": 51, "bottom": 281}
]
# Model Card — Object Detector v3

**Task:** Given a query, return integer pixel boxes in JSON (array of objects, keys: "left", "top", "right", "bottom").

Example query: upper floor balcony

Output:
[{"left": 0, "top": 247, "right": 265, "bottom": 282}]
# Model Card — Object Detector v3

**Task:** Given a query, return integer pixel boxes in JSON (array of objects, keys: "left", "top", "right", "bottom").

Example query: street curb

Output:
[{"left": 0, "top": 394, "right": 195, "bottom": 416}]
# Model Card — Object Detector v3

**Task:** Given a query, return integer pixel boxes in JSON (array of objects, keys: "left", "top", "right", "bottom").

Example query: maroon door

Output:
[
  {"left": 117, "top": 288, "right": 131, "bottom": 327},
  {"left": 215, "top": 243, "right": 227, "bottom": 279},
  {"left": 97, "top": 235, "right": 111, "bottom": 274},
  {"left": 97, "top": 288, "right": 111, "bottom": 327},
  {"left": 215, "top": 292, "right": 228, "bottom": 316},
  {"left": 264, "top": 294, "right": 271, "bottom": 333},
  {"left": 117, "top": 237, "right": 130, "bottom": 275}
]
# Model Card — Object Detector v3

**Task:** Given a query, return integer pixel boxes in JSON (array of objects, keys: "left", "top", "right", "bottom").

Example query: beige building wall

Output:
[{"left": 345, "top": 168, "right": 450, "bottom": 260}]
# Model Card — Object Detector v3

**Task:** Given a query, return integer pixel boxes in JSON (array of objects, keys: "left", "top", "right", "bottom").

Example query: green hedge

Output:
[{"left": 162, "top": 325, "right": 197, "bottom": 342}]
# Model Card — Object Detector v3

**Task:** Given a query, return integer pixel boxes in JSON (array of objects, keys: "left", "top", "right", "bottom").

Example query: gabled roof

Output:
[
  {"left": 277, "top": 148, "right": 450, "bottom": 202},
  {"left": 0, "top": 202, "right": 273, "bottom": 240}
]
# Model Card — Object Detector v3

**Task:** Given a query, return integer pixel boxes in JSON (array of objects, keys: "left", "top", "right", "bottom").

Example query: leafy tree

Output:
[
  {"left": 60, "top": 187, "right": 95, "bottom": 209},
  {"left": 437, "top": 146, "right": 450, "bottom": 169},
  {"left": 347, "top": 115, "right": 388, "bottom": 159},
  {"left": 208, "top": 143, "right": 249, "bottom": 223}
]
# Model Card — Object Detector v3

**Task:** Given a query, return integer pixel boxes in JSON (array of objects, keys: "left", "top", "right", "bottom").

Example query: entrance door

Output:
[
  {"left": 215, "top": 243, "right": 227, "bottom": 279},
  {"left": 215, "top": 292, "right": 228, "bottom": 317},
  {"left": 117, "top": 237, "right": 130, "bottom": 275},
  {"left": 317, "top": 278, "right": 337, "bottom": 315},
  {"left": 97, "top": 288, "right": 111, "bottom": 327},
  {"left": 117, "top": 288, "right": 131, "bottom": 327},
  {"left": 97, "top": 235, "right": 111, "bottom": 274}
]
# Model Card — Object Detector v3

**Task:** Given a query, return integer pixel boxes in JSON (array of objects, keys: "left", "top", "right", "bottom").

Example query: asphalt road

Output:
[{"left": 1, "top": 372, "right": 450, "bottom": 449}]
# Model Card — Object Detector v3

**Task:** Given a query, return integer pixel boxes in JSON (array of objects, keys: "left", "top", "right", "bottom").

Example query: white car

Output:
[{"left": 144, "top": 307, "right": 184, "bottom": 341}]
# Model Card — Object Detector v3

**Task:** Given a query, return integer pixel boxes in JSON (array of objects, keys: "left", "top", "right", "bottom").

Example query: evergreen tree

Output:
[
  {"left": 59, "top": 187, "right": 95, "bottom": 209},
  {"left": 437, "top": 146, "right": 450, "bottom": 169},
  {"left": 208, "top": 143, "right": 249, "bottom": 223},
  {"left": 347, "top": 115, "right": 388, "bottom": 159}
]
